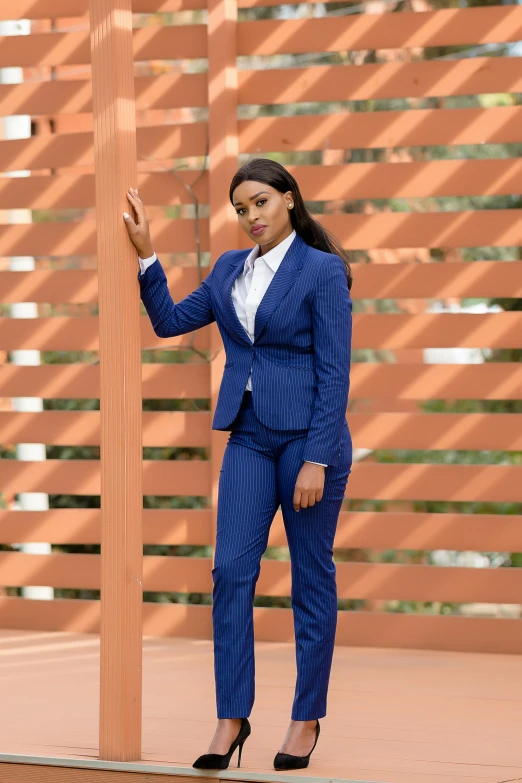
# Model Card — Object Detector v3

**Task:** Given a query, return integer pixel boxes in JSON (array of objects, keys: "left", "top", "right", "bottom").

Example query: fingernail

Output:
[{"left": 123, "top": 212, "right": 129, "bottom": 219}]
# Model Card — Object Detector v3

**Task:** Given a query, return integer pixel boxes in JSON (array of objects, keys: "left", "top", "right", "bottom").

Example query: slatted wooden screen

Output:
[{"left": 1, "top": 0, "right": 521, "bottom": 654}]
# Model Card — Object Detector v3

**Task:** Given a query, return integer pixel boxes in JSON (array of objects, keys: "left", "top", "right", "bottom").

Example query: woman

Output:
[{"left": 123, "top": 158, "right": 353, "bottom": 772}]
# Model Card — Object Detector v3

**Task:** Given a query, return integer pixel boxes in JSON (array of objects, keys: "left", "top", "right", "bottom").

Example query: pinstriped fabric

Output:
[
  {"left": 213, "top": 392, "right": 352, "bottom": 720},
  {"left": 138, "top": 231, "right": 352, "bottom": 468}
]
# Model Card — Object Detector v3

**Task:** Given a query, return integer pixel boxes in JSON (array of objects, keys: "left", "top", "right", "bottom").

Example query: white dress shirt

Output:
[{"left": 138, "top": 232, "right": 326, "bottom": 466}]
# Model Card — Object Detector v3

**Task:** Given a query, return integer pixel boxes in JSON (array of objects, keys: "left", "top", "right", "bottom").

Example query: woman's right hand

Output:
[{"left": 123, "top": 187, "right": 155, "bottom": 258}]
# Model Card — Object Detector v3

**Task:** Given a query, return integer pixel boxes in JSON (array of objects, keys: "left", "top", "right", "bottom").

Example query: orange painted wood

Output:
[
  {"left": 1, "top": 108, "right": 520, "bottom": 172},
  {"left": 2, "top": 552, "right": 521, "bottom": 604},
  {"left": 0, "top": 364, "right": 211, "bottom": 399},
  {"left": 0, "top": 171, "right": 208, "bottom": 211},
  {"left": 0, "top": 267, "right": 208, "bottom": 304},
  {"left": 0, "top": 317, "right": 210, "bottom": 351},
  {"left": 0, "top": 27, "right": 207, "bottom": 69},
  {"left": 0, "top": 72, "right": 208, "bottom": 117},
  {"left": 1, "top": 260, "right": 521, "bottom": 303},
  {"left": 2, "top": 411, "right": 521, "bottom": 450},
  {"left": 239, "top": 58, "right": 522, "bottom": 103},
  {"left": 2, "top": 58, "right": 520, "bottom": 119},
  {"left": 89, "top": 0, "right": 143, "bottom": 760},
  {"left": 0, "top": 124, "right": 208, "bottom": 172},
  {"left": 2, "top": 509, "right": 521, "bottom": 552},
  {"left": 1, "top": 460, "right": 521, "bottom": 502},
  {"left": 2, "top": 312, "right": 521, "bottom": 351},
  {"left": 0, "top": 159, "right": 520, "bottom": 212},
  {"left": 0, "top": 459, "right": 211, "bottom": 496},
  {"left": 0, "top": 219, "right": 209, "bottom": 256},
  {"left": 238, "top": 8, "right": 522, "bottom": 56},
  {"left": 1, "top": 603, "right": 521, "bottom": 656},
  {"left": 240, "top": 106, "right": 522, "bottom": 151}
]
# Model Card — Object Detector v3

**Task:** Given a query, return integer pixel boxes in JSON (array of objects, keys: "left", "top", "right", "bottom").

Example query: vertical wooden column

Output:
[
  {"left": 207, "top": 0, "right": 239, "bottom": 550},
  {"left": 89, "top": 0, "right": 143, "bottom": 761}
]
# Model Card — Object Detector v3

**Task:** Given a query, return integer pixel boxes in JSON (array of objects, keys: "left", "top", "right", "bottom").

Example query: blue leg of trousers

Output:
[
  {"left": 277, "top": 432, "right": 350, "bottom": 721},
  {"left": 212, "top": 441, "right": 279, "bottom": 719}
]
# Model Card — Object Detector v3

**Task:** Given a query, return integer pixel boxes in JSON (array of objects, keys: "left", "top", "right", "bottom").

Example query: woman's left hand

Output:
[{"left": 293, "top": 463, "right": 325, "bottom": 511}]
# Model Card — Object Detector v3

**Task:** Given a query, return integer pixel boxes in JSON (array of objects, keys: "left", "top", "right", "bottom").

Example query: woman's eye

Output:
[{"left": 257, "top": 199, "right": 267, "bottom": 206}]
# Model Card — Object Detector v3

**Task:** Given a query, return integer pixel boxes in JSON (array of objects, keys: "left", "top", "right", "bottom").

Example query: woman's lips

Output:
[{"left": 251, "top": 225, "right": 266, "bottom": 236}]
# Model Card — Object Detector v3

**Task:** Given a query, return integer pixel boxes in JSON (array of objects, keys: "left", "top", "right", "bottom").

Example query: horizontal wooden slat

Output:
[
  {"left": 1, "top": 460, "right": 521, "bottom": 501},
  {"left": 0, "top": 123, "right": 208, "bottom": 173},
  {"left": 2, "top": 553, "right": 521, "bottom": 604},
  {"left": 238, "top": 8, "right": 522, "bottom": 56},
  {"left": 240, "top": 106, "right": 522, "bottom": 152},
  {"left": 0, "top": 460, "right": 211, "bottom": 496},
  {"left": 2, "top": 509, "right": 521, "bottom": 552},
  {"left": 0, "top": 74, "right": 208, "bottom": 118},
  {"left": 3, "top": 58, "right": 519, "bottom": 119},
  {"left": 353, "top": 260, "right": 522, "bottom": 299},
  {"left": 0, "top": 363, "right": 519, "bottom": 400},
  {"left": 1, "top": 312, "right": 521, "bottom": 351},
  {"left": 2, "top": 260, "right": 520, "bottom": 304},
  {"left": 239, "top": 58, "right": 522, "bottom": 105},
  {"left": 350, "top": 363, "right": 522, "bottom": 401},
  {"left": 0, "top": 27, "right": 207, "bottom": 69},
  {"left": 1, "top": 159, "right": 520, "bottom": 212},
  {"left": 2, "top": 411, "right": 521, "bottom": 450},
  {"left": 1, "top": 597, "right": 519, "bottom": 653},
  {"left": 0, "top": 171, "right": 208, "bottom": 211},
  {"left": 0, "top": 211, "right": 519, "bottom": 257},
  {"left": 0, "top": 410, "right": 212, "bottom": 447},
  {"left": 0, "top": 317, "right": 210, "bottom": 350},
  {"left": 1, "top": 108, "right": 520, "bottom": 174},
  {"left": 0, "top": 364, "right": 210, "bottom": 398},
  {"left": 0, "top": 266, "right": 208, "bottom": 304}
]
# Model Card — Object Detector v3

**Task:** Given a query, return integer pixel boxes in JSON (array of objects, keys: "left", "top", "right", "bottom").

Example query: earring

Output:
[{"left": 287, "top": 202, "right": 293, "bottom": 209}]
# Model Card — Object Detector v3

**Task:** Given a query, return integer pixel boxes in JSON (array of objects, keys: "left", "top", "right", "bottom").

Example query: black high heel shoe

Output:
[
  {"left": 192, "top": 718, "right": 251, "bottom": 770},
  {"left": 273, "top": 719, "right": 320, "bottom": 771}
]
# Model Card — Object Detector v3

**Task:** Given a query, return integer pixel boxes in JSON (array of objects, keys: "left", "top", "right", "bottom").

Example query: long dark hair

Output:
[{"left": 229, "top": 158, "right": 353, "bottom": 290}]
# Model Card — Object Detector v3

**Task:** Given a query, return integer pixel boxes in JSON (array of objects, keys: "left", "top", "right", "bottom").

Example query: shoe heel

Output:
[{"left": 237, "top": 740, "right": 245, "bottom": 768}]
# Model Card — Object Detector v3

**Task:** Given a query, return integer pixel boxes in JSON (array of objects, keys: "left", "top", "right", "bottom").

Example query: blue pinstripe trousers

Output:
[{"left": 212, "top": 390, "right": 352, "bottom": 721}]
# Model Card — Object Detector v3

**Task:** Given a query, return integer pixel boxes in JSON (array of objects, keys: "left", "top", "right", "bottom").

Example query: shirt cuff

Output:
[
  {"left": 305, "top": 460, "right": 327, "bottom": 467},
  {"left": 138, "top": 252, "right": 157, "bottom": 275}
]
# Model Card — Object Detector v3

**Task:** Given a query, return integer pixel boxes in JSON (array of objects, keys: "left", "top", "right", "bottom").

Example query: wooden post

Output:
[
  {"left": 207, "top": 0, "right": 239, "bottom": 556},
  {"left": 89, "top": 0, "right": 143, "bottom": 761}
]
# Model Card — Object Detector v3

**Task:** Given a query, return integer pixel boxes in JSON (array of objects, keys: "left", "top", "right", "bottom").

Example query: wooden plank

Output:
[
  {"left": 0, "top": 159, "right": 520, "bottom": 210},
  {"left": 0, "top": 124, "right": 208, "bottom": 173},
  {"left": 5, "top": 311, "right": 520, "bottom": 351},
  {"left": 239, "top": 58, "right": 522, "bottom": 104},
  {"left": 0, "top": 362, "right": 519, "bottom": 401},
  {"left": 0, "top": 171, "right": 208, "bottom": 210},
  {"left": 0, "top": 598, "right": 521, "bottom": 653},
  {"left": 0, "top": 364, "right": 211, "bottom": 399},
  {"left": 0, "top": 460, "right": 211, "bottom": 496},
  {"left": 0, "top": 317, "right": 210, "bottom": 351},
  {"left": 1, "top": 552, "right": 521, "bottom": 604},
  {"left": 0, "top": 460, "right": 521, "bottom": 501},
  {"left": 2, "top": 411, "right": 521, "bottom": 450},
  {"left": 238, "top": 7, "right": 522, "bottom": 55},
  {"left": 2, "top": 509, "right": 521, "bottom": 552},
  {"left": 0, "top": 27, "right": 207, "bottom": 69},
  {"left": 240, "top": 106, "right": 522, "bottom": 151},
  {"left": 0, "top": 267, "right": 207, "bottom": 304},
  {"left": 0, "top": 74, "right": 208, "bottom": 118}
]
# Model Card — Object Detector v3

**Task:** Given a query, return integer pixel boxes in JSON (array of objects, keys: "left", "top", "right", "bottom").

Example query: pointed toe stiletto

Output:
[
  {"left": 273, "top": 719, "right": 320, "bottom": 771},
  {"left": 192, "top": 718, "right": 251, "bottom": 770}
]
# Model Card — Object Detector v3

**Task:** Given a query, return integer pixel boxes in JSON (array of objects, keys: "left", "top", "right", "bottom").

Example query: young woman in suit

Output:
[{"left": 123, "top": 158, "right": 353, "bottom": 772}]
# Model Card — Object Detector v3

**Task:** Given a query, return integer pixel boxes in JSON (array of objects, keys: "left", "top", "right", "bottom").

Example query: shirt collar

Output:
[{"left": 244, "top": 229, "right": 297, "bottom": 274}]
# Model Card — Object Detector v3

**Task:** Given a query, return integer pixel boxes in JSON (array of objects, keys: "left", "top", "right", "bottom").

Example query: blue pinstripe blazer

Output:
[{"left": 138, "top": 231, "right": 352, "bottom": 467}]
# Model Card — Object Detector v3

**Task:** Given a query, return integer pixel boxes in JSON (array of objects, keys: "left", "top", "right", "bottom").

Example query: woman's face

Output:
[{"left": 232, "top": 180, "right": 294, "bottom": 253}]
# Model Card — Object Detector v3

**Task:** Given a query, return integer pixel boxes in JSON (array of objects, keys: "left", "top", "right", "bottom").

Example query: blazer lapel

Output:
[
  {"left": 254, "top": 232, "right": 304, "bottom": 342},
  {"left": 223, "top": 250, "right": 253, "bottom": 345}
]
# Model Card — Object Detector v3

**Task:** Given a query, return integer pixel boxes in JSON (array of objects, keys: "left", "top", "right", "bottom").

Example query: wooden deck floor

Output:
[{"left": 0, "top": 628, "right": 521, "bottom": 783}]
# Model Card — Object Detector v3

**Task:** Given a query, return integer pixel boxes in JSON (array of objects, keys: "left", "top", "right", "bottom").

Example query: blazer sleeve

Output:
[
  {"left": 138, "top": 257, "right": 216, "bottom": 337},
  {"left": 302, "top": 254, "right": 352, "bottom": 467}
]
